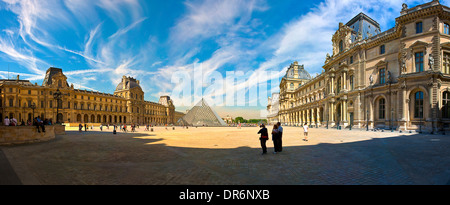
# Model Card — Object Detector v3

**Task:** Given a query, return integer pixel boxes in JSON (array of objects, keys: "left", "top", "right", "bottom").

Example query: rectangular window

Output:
[
  {"left": 350, "top": 75, "right": 354, "bottom": 90},
  {"left": 443, "top": 52, "right": 450, "bottom": 74},
  {"left": 445, "top": 23, "right": 450, "bottom": 35},
  {"left": 416, "top": 22, "right": 423, "bottom": 34},
  {"left": 380, "top": 45, "right": 385, "bottom": 55},
  {"left": 49, "top": 101, "right": 53, "bottom": 108},
  {"left": 379, "top": 68, "right": 386, "bottom": 84},
  {"left": 414, "top": 92, "right": 424, "bottom": 118},
  {"left": 9, "top": 99, "right": 13, "bottom": 107},
  {"left": 379, "top": 99, "right": 386, "bottom": 119},
  {"left": 350, "top": 56, "right": 353, "bottom": 64},
  {"left": 415, "top": 52, "right": 424, "bottom": 72}
]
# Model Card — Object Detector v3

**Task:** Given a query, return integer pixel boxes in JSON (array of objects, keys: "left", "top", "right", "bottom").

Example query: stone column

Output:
[
  {"left": 343, "top": 100, "right": 348, "bottom": 127},
  {"left": 306, "top": 109, "right": 310, "bottom": 125},
  {"left": 330, "top": 102, "right": 335, "bottom": 126},
  {"left": 316, "top": 107, "right": 321, "bottom": 126}
]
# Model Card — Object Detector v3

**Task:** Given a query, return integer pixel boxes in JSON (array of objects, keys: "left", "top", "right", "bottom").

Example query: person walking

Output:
[
  {"left": 79, "top": 123, "right": 82, "bottom": 132},
  {"left": 276, "top": 122, "right": 283, "bottom": 152},
  {"left": 303, "top": 123, "right": 309, "bottom": 141},
  {"left": 257, "top": 124, "right": 269, "bottom": 155},
  {"left": 271, "top": 124, "right": 280, "bottom": 154}
]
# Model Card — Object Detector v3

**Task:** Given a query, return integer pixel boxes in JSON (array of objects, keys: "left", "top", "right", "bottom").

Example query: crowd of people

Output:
[
  {"left": 3, "top": 116, "right": 51, "bottom": 133},
  {"left": 78, "top": 123, "right": 160, "bottom": 133}
]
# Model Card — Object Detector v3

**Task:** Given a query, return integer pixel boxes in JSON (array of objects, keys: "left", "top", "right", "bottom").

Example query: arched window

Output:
[
  {"left": 443, "top": 91, "right": 450, "bottom": 118},
  {"left": 379, "top": 98, "right": 385, "bottom": 119},
  {"left": 339, "top": 40, "right": 343, "bottom": 53},
  {"left": 414, "top": 91, "right": 424, "bottom": 118}
]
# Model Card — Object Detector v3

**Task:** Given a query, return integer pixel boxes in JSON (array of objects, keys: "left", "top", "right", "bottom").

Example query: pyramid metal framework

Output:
[{"left": 177, "top": 98, "right": 227, "bottom": 126}]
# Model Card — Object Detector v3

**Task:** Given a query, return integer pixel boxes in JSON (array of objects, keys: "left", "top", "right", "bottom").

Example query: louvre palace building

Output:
[
  {"left": 269, "top": 0, "right": 450, "bottom": 133},
  {"left": 0, "top": 67, "right": 184, "bottom": 125}
]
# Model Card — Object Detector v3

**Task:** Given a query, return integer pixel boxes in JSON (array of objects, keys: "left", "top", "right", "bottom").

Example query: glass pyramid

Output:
[{"left": 177, "top": 98, "right": 227, "bottom": 127}]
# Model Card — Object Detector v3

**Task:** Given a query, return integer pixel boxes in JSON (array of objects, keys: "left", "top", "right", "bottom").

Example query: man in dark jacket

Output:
[{"left": 257, "top": 124, "right": 269, "bottom": 155}]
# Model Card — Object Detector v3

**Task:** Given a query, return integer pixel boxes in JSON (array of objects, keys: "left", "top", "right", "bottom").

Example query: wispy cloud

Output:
[
  {"left": 0, "top": 37, "right": 46, "bottom": 74},
  {"left": 108, "top": 17, "right": 148, "bottom": 40}
]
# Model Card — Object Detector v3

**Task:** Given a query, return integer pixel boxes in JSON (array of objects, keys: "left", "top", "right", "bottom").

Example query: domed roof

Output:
[
  {"left": 115, "top": 77, "right": 141, "bottom": 92},
  {"left": 284, "top": 63, "right": 311, "bottom": 80},
  {"left": 297, "top": 67, "right": 311, "bottom": 80}
]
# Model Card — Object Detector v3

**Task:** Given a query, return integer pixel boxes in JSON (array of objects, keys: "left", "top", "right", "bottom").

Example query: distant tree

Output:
[
  {"left": 248, "top": 119, "right": 268, "bottom": 124},
  {"left": 235, "top": 116, "right": 246, "bottom": 123}
]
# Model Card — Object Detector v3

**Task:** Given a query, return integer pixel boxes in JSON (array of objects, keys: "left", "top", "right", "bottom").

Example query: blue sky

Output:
[{"left": 0, "top": 0, "right": 442, "bottom": 118}]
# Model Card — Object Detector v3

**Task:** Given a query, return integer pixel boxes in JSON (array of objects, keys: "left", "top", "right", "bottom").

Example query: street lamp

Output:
[
  {"left": 419, "top": 107, "right": 423, "bottom": 133},
  {"left": 29, "top": 102, "right": 36, "bottom": 120},
  {"left": 391, "top": 108, "right": 394, "bottom": 132},
  {"left": 366, "top": 110, "right": 369, "bottom": 131},
  {"left": 53, "top": 89, "right": 62, "bottom": 124}
]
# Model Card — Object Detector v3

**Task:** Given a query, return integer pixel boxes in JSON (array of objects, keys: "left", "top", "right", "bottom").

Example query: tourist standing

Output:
[
  {"left": 272, "top": 124, "right": 280, "bottom": 154},
  {"left": 10, "top": 116, "right": 17, "bottom": 126},
  {"left": 4, "top": 116, "right": 10, "bottom": 126},
  {"left": 277, "top": 122, "right": 283, "bottom": 152},
  {"left": 303, "top": 123, "right": 309, "bottom": 141},
  {"left": 79, "top": 123, "right": 82, "bottom": 132},
  {"left": 257, "top": 124, "right": 269, "bottom": 155}
]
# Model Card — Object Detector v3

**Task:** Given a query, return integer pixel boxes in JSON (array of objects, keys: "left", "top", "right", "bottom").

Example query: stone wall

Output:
[{"left": 0, "top": 125, "right": 65, "bottom": 145}]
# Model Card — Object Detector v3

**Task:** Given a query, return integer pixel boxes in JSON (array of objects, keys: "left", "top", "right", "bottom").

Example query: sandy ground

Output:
[{"left": 1, "top": 126, "right": 449, "bottom": 185}]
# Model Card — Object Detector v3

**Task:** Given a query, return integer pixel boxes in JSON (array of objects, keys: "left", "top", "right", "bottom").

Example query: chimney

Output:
[{"left": 122, "top": 76, "right": 127, "bottom": 90}]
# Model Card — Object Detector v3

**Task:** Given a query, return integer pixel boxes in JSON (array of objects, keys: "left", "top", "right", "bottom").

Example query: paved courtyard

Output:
[{"left": 1, "top": 126, "right": 449, "bottom": 185}]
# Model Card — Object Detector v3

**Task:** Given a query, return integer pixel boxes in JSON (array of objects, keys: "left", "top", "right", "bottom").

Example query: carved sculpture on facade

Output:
[{"left": 429, "top": 53, "right": 434, "bottom": 70}]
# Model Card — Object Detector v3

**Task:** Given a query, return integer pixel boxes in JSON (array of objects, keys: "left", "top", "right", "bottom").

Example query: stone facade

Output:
[
  {"left": 267, "top": 93, "right": 280, "bottom": 124},
  {"left": 272, "top": 0, "right": 450, "bottom": 133},
  {"left": 0, "top": 67, "right": 184, "bottom": 125}
]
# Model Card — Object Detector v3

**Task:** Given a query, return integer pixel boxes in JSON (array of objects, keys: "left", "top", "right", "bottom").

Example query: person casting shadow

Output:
[{"left": 257, "top": 124, "right": 269, "bottom": 155}]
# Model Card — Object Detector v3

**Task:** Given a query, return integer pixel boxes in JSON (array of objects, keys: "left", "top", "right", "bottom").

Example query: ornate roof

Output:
[
  {"left": 284, "top": 62, "right": 311, "bottom": 80},
  {"left": 115, "top": 76, "right": 142, "bottom": 92}
]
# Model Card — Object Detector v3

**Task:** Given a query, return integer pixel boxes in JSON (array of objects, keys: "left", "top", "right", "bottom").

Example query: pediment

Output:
[
  {"left": 409, "top": 40, "right": 429, "bottom": 48},
  {"left": 375, "top": 60, "right": 387, "bottom": 67},
  {"left": 441, "top": 42, "right": 450, "bottom": 49}
]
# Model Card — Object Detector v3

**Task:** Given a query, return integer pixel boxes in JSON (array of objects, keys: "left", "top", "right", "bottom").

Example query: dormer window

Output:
[{"left": 339, "top": 40, "right": 343, "bottom": 53}]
